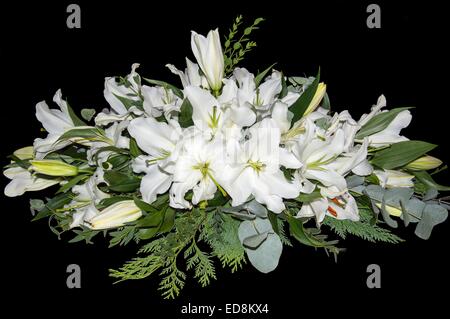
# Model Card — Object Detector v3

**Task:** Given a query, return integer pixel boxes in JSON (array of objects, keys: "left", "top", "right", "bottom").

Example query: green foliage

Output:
[
  {"left": 323, "top": 208, "right": 403, "bottom": 243},
  {"left": 185, "top": 240, "right": 216, "bottom": 287},
  {"left": 201, "top": 212, "right": 246, "bottom": 272},
  {"left": 289, "top": 68, "right": 320, "bottom": 125},
  {"left": 370, "top": 140, "right": 437, "bottom": 169},
  {"left": 223, "top": 15, "right": 265, "bottom": 76}
]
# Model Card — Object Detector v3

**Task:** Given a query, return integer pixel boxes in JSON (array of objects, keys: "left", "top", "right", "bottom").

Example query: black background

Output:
[{"left": 1, "top": 0, "right": 449, "bottom": 316}]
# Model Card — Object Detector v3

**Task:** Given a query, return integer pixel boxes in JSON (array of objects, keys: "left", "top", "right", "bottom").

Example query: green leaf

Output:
[
  {"left": 32, "top": 193, "right": 74, "bottom": 221},
  {"left": 66, "top": 101, "right": 87, "bottom": 126},
  {"left": 103, "top": 171, "right": 140, "bottom": 193},
  {"left": 112, "top": 94, "right": 141, "bottom": 110},
  {"left": 286, "top": 215, "right": 334, "bottom": 248},
  {"left": 80, "top": 108, "right": 96, "bottom": 122},
  {"left": 254, "top": 63, "right": 276, "bottom": 87},
  {"left": 370, "top": 140, "right": 437, "bottom": 169},
  {"left": 178, "top": 98, "right": 194, "bottom": 128},
  {"left": 7, "top": 154, "right": 31, "bottom": 169},
  {"left": 321, "top": 92, "right": 331, "bottom": 110},
  {"left": 97, "top": 196, "right": 132, "bottom": 209},
  {"left": 133, "top": 196, "right": 160, "bottom": 214},
  {"left": 279, "top": 73, "right": 288, "bottom": 99},
  {"left": 267, "top": 212, "right": 279, "bottom": 235},
  {"left": 356, "top": 107, "right": 413, "bottom": 139},
  {"left": 142, "top": 78, "right": 183, "bottom": 99},
  {"left": 289, "top": 68, "right": 320, "bottom": 126},
  {"left": 158, "top": 207, "right": 175, "bottom": 233},
  {"left": 58, "top": 127, "right": 111, "bottom": 144},
  {"left": 295, "top": 190, "right": 322, "bottom": 203},
  {"left": 129, "top": 138, "right": 143, "bottom": 158},
  {"left": 56, "top": 174, "right": 90, "bottom": 194},
  {"left": 106, "top": 154, "right": 130, "bottom": 169},
  {"left": 411, "top": 170, "right": 450, "bottom": 191}
]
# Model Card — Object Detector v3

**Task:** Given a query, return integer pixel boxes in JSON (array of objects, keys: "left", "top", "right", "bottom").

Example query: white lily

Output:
[
  {"left": 127, "top": 117, "right": 182, "bottom": 204},
  {"left": 298, "top": 192, "right": 359, "bottom": 223},
  {"left": 103, "top": 63, "right": 141, "bottom": 115},
  {"left": 166, "top": 58, "right": 210, "bottom": 89},
  {"left": 69, "top": 204, "right": 99, "bottom": 229},
  {"left": 4, "top": 146, "right": 61, "bottom": 197},
  {"left": 184, "top": 85, "right": 230, "bottom": 137},
  {"left": 141, "top": 85, "right": 182, "bottom": 119},
  {"left": 220, "top": 119, "right": 299, "bottom": 214},
  {"left": 87, "top": 120, "right": 130, "bottom": 165},
  {"left": 170, "top": 131, "right": 226, "bottom": 209},
  {"left": 33, "top": 89, "right": 76, "bottom": 159},
  {"left": 4, "top": 166, "right": 60, "bottom": 197},
  {"left": 87, "top": 200, "right": 142, "bottom": 230},
  {"left": 373, "top": 169, "right": 414, "bottom": 188},
  {"left": 191, "top": 29, "right": 224, "bottom": 92},
  {"left": 358, "top": 95, "right": 412, "bottom": 147}
]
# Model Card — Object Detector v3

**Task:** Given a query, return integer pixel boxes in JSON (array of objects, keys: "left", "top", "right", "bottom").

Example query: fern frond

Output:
[{"left": 323, "top": 209, "right": 403, "bottom": 244}]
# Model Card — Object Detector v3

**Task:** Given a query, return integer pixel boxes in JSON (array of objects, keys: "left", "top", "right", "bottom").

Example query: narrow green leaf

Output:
[
  {"left": 178, "top": 98, "right": 194, "bottom": 128},
  {"left": 295, "top": 190, "right": 322, "bottom": 203},
  {"left": 411, "top": 170, "right": 450, "bottom": 191},
  {"left": 32, "top": 193, "right": 74, "bottom": 221},
  {"left": 356, "top": 107, "right": 413, "bottom": 139},
  {"left": 254, "top": 63, "right": 276, "bottom": 87},
  {"left": 142, "top": 78, "right": 183, "bottom": 99},
  {"left": 57, "top": 174, "right": 90, "bottom": 194},
  {"left": 290, "top": 68, "right": 320, "bottom": 126},
  {"left": 370, "top": 140, "right": 437, "bottom": 170},
  {"left": 129, "top": 137, "right": 143, "bottom": 158},
  {"left": 287, "top": 215, "right": 332, "bottom": 248},
  {"left": 66, "top": 101, "right": 87, "bottom": 126}
]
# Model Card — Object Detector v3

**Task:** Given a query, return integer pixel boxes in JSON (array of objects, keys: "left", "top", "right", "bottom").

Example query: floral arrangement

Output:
[{"left": 4, "top": 16, "right": 449, "bottom": 298}]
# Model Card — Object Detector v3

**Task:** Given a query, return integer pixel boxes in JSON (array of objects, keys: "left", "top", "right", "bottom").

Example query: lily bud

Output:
[
  {"left": 88, "top": 200, "right": 142, "bottom": 230},
  {"left": 13, "top": 146, "right": 34, "bottom": 160},
  {"left": 375, "top": 202, "right": 402, "bottom": 217},
  {"left": 30, "top": 160, "right": 78, "bottom": 177},
  {"left": 191, "top": 29, "right": 224, "bottom": 92},
  {"left": 373, "top": 169, "right": 414, "bottom": 188},
  {"left": 303, "top": 82, "right": 326, "bottom": 116},
  {"left": 405, "top": 155, "right": 442, "bottom": 171}
]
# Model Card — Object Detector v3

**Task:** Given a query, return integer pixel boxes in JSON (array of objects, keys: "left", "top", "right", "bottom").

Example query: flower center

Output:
[
  {"left": 193, "top": 161, "right": 210, "bottom": 178},
  {"left": 247, "top": 159, "right": 266, "bottom": 173}
]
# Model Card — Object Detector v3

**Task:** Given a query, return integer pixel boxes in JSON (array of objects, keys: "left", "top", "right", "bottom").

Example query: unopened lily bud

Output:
[
  {"left": 88, "top": 200, "right": 142, "bottom": 230},
  {"left": 303, "top": 82, "right": 326, "bottom": 117},
  {"left": 30, "top": 160, "right": 78, "bottom": 177},
  {"left": 405, "top": 155, "right": 442, "bottom": 171},
  {"left": 13, "top": 146, "right": 34, "bottom": 160},
  {"left": 375, "top": 202, "right": 402, "bottom": 217},
  {"left": 373, "top": 169, "right": 414, "bottom": 188},
  {"left": 191, "top": 29, "right": 224, "bottom": 92}
]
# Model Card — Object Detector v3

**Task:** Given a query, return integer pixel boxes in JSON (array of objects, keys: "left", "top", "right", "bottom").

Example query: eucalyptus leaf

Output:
[
  {"left": 238, "top": 218, "right": 282, "bottom": 273},
  {"left": 415, "top": 204, "right": 448, "bottom": 240},
  {"left": 242, "top": 231, "right": 269, "bottom": 248},
  {"left": 80, "top": 108, "right": 96, "bottom": 121}
]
